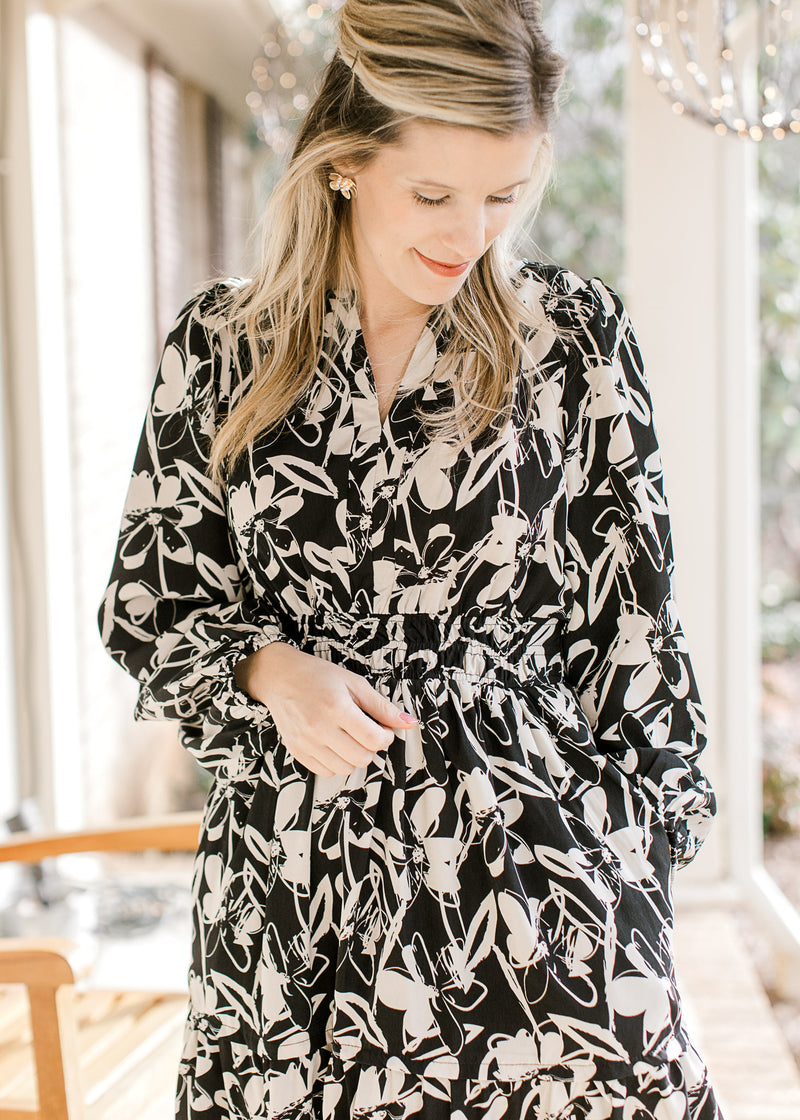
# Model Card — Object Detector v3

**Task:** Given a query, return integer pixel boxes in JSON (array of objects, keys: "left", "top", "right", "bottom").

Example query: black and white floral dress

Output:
[{"left": 98, "top": 260, "right": 723, "bottom": 1120}]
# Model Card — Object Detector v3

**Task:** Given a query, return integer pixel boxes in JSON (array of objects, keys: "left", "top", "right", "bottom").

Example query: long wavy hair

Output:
[{"left": 208, "top": 0, "right": 568, "bottom": 483}]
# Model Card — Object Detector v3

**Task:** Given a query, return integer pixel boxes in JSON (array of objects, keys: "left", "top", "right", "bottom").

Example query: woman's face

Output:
[{"left": 334, "top": 119, "right": 546, "bottom": 324}]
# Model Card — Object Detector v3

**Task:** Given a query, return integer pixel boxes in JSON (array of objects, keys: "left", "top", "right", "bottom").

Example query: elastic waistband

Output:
[{"left": 297, "top": 609, "right": 554, "bottom": 686}]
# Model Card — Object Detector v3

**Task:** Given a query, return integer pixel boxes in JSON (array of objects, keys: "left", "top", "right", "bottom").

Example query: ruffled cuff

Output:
[
  {"left": 207, "top": 624, "right": 291, "bottom": 727},
  {"left": 620, "top": 745, "right": 718, "bottom": 870},
  {"left": 133, "top": 602, "right": 297, "bottom": 726}
]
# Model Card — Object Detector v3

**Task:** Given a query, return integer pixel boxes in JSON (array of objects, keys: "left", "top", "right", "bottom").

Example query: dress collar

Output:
[{"left": 325, "top": 288, "right": 451, "bottom": 390}]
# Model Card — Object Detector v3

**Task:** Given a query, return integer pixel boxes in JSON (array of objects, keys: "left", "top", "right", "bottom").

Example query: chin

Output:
[
  {"left": 426, "top": 277, "right": 470, "bottom": 303},
  {"left": 410, "top": 271, "right": 470, "bottom": 300}
]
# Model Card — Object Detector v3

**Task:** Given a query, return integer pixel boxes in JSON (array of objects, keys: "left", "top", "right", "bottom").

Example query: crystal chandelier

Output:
[
  {"left": 247, "top": 1, "right": 338, "bottom": 156},
  {"left": 635, "top": 1, "right": 800, "bottom": 140}
]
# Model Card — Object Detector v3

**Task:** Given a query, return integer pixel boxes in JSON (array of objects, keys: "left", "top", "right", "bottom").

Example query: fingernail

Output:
[{"left": 399, "top": 711, "right": 418, "bottom": 723}]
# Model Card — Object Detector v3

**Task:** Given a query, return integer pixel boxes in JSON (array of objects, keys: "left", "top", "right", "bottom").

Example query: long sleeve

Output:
[
  {"left": 97, "top": 283, "right": 296, "bottom": 766},
  {"left": 561, "top": 277, "right": 717, "bottom": 869}
]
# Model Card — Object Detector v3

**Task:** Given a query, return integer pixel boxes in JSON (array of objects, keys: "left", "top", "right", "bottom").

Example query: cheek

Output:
[
  {"left": 488, "top": 206, "right": 517, "bottom": 238},
  {"left": 396, "top": 211, "right": 441, "bottom": 258},
  {"left": 400, "top": 204, "right": 434, "bottom": 241},
  {"left": 365, "top": 200, "right": 426, "bottom": 254}
]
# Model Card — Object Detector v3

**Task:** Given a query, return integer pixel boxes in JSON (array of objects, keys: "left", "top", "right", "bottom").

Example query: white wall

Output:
[
  {"left": 624, "top": 2, "right": 761, "bottom": 891},
  {"left": 1, "top": 0, "right": 57, "bottom": 824},
  {"left": 58, "top": 6, "right": 158, "bottom": 824},
  {"left": 2, "top": 0, "right": 263, "bottom": 828},
  {"left": 0, "top": 0, "right": 22, "bottom": 822}
]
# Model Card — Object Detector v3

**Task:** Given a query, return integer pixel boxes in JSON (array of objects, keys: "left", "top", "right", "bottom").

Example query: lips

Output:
[{"left": 414, "top": 248, "right": 471, "bottom": 277}]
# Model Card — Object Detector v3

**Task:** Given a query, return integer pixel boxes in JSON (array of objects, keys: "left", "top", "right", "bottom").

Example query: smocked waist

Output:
[{"left": 294, "top": 608, "right": 562, "bottom": 688}]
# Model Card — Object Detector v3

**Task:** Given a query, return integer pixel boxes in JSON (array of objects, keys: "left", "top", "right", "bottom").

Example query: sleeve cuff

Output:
[
  {"left": 625, "top": 745, "right": 718, "bottom": 869},
  {"left": 212, "top": 625, "right": 294, "bottom": 725},
  {"left": 133, "top": 614, "right": 299, "bottom": 725}
]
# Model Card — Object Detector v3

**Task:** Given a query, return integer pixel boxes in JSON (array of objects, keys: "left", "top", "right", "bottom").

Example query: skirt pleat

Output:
[{"left": 176, "top": 1039, "right": 725, "bottom": 1119}]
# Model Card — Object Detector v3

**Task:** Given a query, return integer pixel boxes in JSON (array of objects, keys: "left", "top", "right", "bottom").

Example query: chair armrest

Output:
[
  {"left": 0, "top": 811, "right": 202, "bottom": 863},
  {"left": 0, "top": 937, "right": 86, "bottom": 987}
]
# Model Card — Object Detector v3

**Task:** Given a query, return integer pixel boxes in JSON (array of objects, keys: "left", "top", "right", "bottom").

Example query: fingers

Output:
[
  {"left": 301, "top": 733, "right": 385, "bottom": 777},
  {"left": 331, "top": 724, "right": 390, "bottom": 768},
  {"left": 287, "top": 743, "right": 342, "bottom": 777},
  {"left": 263, "top": 653, "right": 420, "bottom": 779},
  {"left": 341, "top": 702, "right": 397, "bottom": 754},
  {"left": 289, "top": 723, "right": 395, "bottom": 778},
  {"left": 344, "top": 672, "right": 419, "bottom": 734}
]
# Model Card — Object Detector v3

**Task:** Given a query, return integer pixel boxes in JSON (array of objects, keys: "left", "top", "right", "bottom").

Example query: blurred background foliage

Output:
[
  {"left": 756, "top": 65, "right": 800, "bottom": 839},
  {"left": 760, "top": 139, "right": 800, "bottom": 664},
  {"left": 527, "top": 0, "right": 626, "bottom": 292}
]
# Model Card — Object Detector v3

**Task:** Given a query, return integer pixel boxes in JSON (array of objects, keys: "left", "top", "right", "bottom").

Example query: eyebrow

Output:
[{"left": 410, "top": 177, "right": 530, "bottom": 192}]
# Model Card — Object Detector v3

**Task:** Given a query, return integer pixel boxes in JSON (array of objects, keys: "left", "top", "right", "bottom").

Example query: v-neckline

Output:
[
  {"left": 351, "top": 301, "right": 442, "bottom": 436},
  {"left": 363, "top": 325, "right": 429, "bottom": 426}
]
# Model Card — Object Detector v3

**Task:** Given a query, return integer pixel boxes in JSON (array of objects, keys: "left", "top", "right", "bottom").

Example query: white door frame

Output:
[
  {"left": 2, "top": 0, "right": 82, "bottom": 829},
  {"left": 624, "top": 0, "right": 800, "bottom": 996}
]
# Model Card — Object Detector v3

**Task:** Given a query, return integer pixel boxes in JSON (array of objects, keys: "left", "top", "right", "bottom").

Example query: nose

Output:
[{"left": 442, "top": 207, "right": 489, "bottom": 261}]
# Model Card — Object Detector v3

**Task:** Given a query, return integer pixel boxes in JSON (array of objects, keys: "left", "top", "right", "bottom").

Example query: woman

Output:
[{"left": 98, "top": 1, "right": 723, "bottom": 1117}]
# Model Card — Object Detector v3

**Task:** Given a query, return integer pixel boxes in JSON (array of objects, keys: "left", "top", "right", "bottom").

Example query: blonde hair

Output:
[{"left": 208, "top": 0, "right": 568, "bottom": 483}]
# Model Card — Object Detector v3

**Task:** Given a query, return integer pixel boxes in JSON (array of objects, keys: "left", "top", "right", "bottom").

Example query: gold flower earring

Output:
[{"left": 328, "top": 171, "right": 357, "bottom": 199}]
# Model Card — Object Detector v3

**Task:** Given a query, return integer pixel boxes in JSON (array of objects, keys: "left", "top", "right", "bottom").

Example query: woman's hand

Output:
[{"left": 233, "top": 641, "right": 419, "bottom": 777}]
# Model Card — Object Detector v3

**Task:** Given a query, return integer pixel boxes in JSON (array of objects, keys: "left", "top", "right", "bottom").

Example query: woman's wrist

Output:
[{"left": 233, "top": 640, "right": 294, "bottom": 700}]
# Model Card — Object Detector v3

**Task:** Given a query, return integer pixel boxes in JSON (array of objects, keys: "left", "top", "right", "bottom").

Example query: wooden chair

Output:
[{"left": 0, "top": 812, "right": 202, "bottom": 1120}]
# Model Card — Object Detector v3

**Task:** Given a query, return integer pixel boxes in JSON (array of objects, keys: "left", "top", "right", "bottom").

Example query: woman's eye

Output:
[{"left": 412, "top": 192, "right": 518, "bottom": 208}]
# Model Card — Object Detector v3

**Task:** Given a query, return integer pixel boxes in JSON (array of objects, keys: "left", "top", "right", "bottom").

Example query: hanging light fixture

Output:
[
  {"left": 635, "top": 0, "right": 800, "bottom": 140},
  {"left": 247, "top": 0, "right": 339, "bottom": 156}
]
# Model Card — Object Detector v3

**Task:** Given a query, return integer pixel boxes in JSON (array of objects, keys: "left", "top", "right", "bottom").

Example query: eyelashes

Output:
[{"left": 412, "top": 192, "right": 518, "bottom": 208}]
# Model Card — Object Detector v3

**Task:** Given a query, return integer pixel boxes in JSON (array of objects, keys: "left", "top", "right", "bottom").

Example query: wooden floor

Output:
[
  {"left": 674, "top": 901, "right": 800, "bottom": 1120},
  {"left": 0, "top": 985, "right": 187, "bottom": 1120}
]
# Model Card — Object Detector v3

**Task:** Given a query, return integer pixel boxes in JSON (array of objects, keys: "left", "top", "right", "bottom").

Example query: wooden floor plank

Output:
[
  {"left": 87, "top": 1021, "right": 183, "bottom": 1120},
  {"left": 0, "top": 986, "right": 187, "bottom": 1117},
  {"left": 81, "top": 994, "right": 187, "bottom": 1106},
  {"left": 674, "top": 903, "right": 800, "bottom": 1120}
]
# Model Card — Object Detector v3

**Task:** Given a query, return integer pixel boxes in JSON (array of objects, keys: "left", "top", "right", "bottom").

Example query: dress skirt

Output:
[
  {"left": 174, "top": 718, "right": 726, "bottom": 1120},
  {"left": 176, "top": 1038, "right": 723, "bottom": 1119}
]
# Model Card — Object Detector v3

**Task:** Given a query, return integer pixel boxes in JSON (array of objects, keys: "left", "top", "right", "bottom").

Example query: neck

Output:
[{"left": 360, "top": 305, "right": 431, "bottom": 337}]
